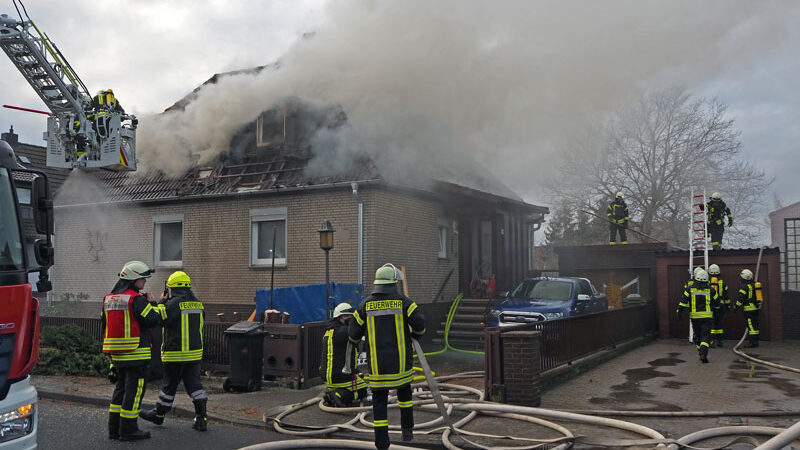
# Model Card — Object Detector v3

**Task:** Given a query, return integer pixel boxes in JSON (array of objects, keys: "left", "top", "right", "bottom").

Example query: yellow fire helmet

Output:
[{"left": 166, "top": 270, "right": 191, "bottom": 288}]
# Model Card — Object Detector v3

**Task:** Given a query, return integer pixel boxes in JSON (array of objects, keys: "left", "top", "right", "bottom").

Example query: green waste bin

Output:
[{"left": 223, "top": 321, "right": 265, "bottom": 392}]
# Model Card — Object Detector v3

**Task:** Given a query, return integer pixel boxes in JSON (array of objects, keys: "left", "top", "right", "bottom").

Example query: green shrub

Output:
[{"left": 34, "top": 325, "right": 106, "bottom": 376}]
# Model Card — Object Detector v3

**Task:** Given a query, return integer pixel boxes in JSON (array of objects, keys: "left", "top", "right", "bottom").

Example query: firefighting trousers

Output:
[
  {"left": 372, "top": 384, "right": 413, "bottom": 449},
  {"left": 109, "top": 364, "right": 147, "bottom": 428},
  {"left": 745, "top": 311, "right": 760, "bottom": 337},
  {"left": 155, "top": 362, "right": 207, "bottom": 413},
  {"left": 609, "top": 223, "right": 627, "bottom": 244},
  {"left": 709, "top": 224, "right": 724, "bottom": 250},
  {"left": 691, "top": 318, "right": 712, "bottom": 359},
  {"left": 711, "top": 307, "right": 726, "bottom": 338}
]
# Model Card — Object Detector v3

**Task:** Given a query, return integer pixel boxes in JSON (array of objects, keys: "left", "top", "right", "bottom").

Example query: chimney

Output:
[{"left": 1, "top": 126, "right": 19, "bottom": 147}]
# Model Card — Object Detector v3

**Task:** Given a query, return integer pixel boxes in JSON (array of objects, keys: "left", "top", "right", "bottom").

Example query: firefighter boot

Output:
[
  {"left": 400, "top": 405, "right": 414, "bottom": 441},
  {"left": 139, "top": 405, "right": 168, "bottom": 425},
  {"left": 699, "top": 345, "right": 709, "bottom": 363},
  {"left": 108, "top": 412, "right": 120, "bottom": 440},
  {"left": 374, "top": 426, "right": 390, "bottom": 450},
  {"left": 749, "top": 335, "right": 759, "bottom": 348},
  {"left": 192, "top": 399, "right": 208, "bottom": 432},
  {"left": 119, "top": 418, "right": 151, "bottom": 441},
  {"left": 717, "top": 339, "right": 724, "bottom": 348}
]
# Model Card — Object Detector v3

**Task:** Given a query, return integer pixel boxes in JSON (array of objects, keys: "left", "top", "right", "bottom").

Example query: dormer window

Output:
[{"left": 256, "top": 110, "right": 286, "bottom": 147}]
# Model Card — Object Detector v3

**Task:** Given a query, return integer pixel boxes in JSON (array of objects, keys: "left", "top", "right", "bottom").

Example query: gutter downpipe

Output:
[{"left": 351, "top": 182, "right": 363, "bottom": 287}]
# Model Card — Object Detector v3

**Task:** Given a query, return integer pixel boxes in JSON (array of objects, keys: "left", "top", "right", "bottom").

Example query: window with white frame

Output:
[
  {"left": 786, "top": 218, "right": 800, "bottom": 291},
  {"left": 256, "top": 110, "right": 286, "bottom": 147},
  {"left": 251, "top": 207, "right": 287, "bottom": 267},
  {"left": 437, "top": 220, "right": 448, "bottom": 259},
  {"left": 154, "top": 215, "right": 183, "bottom": 268}
]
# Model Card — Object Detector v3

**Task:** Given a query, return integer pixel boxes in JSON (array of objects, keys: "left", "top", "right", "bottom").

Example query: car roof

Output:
[{"left": 518, "top": 277, "right": 585, "bottom": 283}]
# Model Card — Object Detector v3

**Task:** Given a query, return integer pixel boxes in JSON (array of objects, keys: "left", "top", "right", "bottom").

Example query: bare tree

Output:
[{"left": 548, "top": 87, "right": 770, "bottom": 248}]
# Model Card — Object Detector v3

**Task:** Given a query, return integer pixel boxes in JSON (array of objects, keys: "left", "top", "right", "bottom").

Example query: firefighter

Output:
[
  {"left": 348, "top": 264, "right": 426, "bottom": 450},
  {"left": 733, "top": 269, "right": 761, "bottom": 348},
  {"left": 320, "top": 302, "right": 369, "bottom": 407},
  {"left": 607, "top": 191, "right": 629, "bottom": 245},
  {"left": 89, "top": 89, "right": 124, "bottom": 140},
  {"left": 708, "top": 264, "right": 730, "bottom": 347},
  {"left": 705, "top": 192, "right": 732, "bottom": 250},
  {"left": 91, "top": 89, "right": 125, "bottom": 114},
  {"left": 102, "top": 261, "right": 162, "bottom": 441},
  {"left": 676, "top": 268, "right": 719, "bottom": 363},
  {"left": 139, "top": 271, "right": 208, "bottom": 431}
]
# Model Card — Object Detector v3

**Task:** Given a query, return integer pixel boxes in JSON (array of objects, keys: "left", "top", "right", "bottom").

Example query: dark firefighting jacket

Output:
[
  {"left": 348, "top": 291, "right": 426, "bottom": 390},
  {"left": 102, "top": 280, "right": 161, "bottom": 365},
  {"left": 706, "top": 200, "right": 732, "bottom": 227},
  {"left": 736, "top": 281, "right": 760, "bottom": 312},
  {"left": 678, "top": 282, "right": 719, "bottom": 319},
  {"left": 157, "top": 288, "right": 204, "bottom": 363},
  {"left": 320, "top": 318, "right": 365, "bottom": 390},
  {"left": 711, "top": 277, "right": 730, "bottom": 307},
  {"left": 607, "top": 199, "right": 629, "bottom": 225}
]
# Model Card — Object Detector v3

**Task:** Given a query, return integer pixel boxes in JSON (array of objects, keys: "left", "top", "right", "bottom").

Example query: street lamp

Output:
[{"left": 318, "top": 219, "right": 335, "bottom": 319}]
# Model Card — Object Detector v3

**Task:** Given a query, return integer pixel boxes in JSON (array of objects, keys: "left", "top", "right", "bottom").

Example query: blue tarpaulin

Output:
[{"left": 255, "top": 283, "right": 364, "bottom": 324}]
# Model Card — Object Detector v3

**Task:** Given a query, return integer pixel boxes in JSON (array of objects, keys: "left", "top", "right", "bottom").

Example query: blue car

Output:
[{"left": 485, "top": 277, "right": 607, "bottom": 327}]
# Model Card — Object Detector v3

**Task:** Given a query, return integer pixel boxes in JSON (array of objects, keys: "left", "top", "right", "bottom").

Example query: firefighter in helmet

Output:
[
  {"left": 103, "top": 261, "right": 162, "bottom": 441},
  {"left": 348, "top": 264, "right": 426, "bottom": 450},
  {"left": 320, "top": 302, "right": 368, "bottom": 407},
  {"left": 733, "top": 269, "right": 761, "bottom": 348},
  {"left": 607, "top": 191, "right": 629, "bottom": 245},
  {"left": 139, "top": 271, "right": 208, "bottom": 431},
  {"left": 705, "top": 192, "right": 733, "bottom": 250},
  {"left": 89, "top": 89, "right": 125, "bottom": 140},
  {"left": 676, "top": 268, "right": 720, "bottom": 363},
  {"left": 708, "top": 264, "right": 730, "bottom": 347}
]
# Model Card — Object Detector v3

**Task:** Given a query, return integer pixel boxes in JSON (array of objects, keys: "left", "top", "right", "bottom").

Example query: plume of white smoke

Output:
[{"left": 135, "top": 0, "right": 794, "bottom": 200}]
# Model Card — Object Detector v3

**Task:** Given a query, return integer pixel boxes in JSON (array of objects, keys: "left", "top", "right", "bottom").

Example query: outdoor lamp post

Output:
[{"left": 318, "top": 219, "right": 335, "bottom": 319}]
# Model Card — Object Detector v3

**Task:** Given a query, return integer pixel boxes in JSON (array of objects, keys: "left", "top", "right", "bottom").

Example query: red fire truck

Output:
[{"left": 0, "top": 140, "right": 53, "bottom": 448}]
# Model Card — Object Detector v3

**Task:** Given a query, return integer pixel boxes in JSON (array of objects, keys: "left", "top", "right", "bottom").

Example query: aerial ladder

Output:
[
  {"left": 687, "top": 188, "right": 709, "bottom": 341},
  {"left": 0, "top": 8, "right": 137, "bottom": 171}
]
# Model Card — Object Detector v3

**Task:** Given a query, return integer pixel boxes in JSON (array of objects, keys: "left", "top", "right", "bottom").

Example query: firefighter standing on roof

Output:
[
  {"left": 348, "top": 264, "right": 426, "bottom": 450},
  {"left": 102, "top": 261, "right": 162, "bottom": 441},
  {"left": 607, "top": 191, "right": 629, "bottom": 245},
  {"left": 676, "top": 268, "right": 719, "bottom": 363},
  {"left": 320, "top": 302, "right": 368, "bottom": 407},
  {"left": 705, "top": 192, "right": 733, "bottom": 250},
  {"left": 708, "top": 264, "right": 730, "bottom": 347},
  {"left": 139, "top": 271, "right": 208, "bottom": 431}
]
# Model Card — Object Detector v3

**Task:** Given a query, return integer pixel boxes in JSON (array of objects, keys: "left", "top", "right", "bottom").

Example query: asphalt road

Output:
[{"left": 37, "top": 399, "right": 283, "bottom": 450}]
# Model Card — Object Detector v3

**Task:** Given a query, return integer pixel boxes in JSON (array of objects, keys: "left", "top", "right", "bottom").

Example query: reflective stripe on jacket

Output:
[
  {"left": 736, "top": 282, "right": 759, "bottom": 312},
  {"left": 159, "top": 288, "right": 204, "bottom": 362},
  {"left": 348, "top": 293, "right": 425, "bottom": 390},
  {"left": 678, "top": 284, "right": 719, "bottom": 319},
  {"left": 102, "top": 289, "right": 141, "bottom": 353}
]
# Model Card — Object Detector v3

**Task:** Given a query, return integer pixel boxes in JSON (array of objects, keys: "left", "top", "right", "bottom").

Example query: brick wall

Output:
[
  {"left": 52, "top": 184, "right": 458, "bottom": 307},
  {"left": 367, "top": 188, "right": 459, "bottom": 303},
  {"left": 501, "top": 330, "right": 541, "bottom": 406}
]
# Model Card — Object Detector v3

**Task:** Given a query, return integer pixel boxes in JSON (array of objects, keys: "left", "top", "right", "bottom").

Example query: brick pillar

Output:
[{"left": 502, "top": 330, "right": 541, "bottom": 406}]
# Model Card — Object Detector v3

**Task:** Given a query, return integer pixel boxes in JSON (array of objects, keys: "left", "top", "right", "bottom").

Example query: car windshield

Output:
[
  {"left": 510, "top": 280, "right": 573, "bottom": 302},
  {"left": 0, "top": 168, "right": 24, "bottom": 271}
]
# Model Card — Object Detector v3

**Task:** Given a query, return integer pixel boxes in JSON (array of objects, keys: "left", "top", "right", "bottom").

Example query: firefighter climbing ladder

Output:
[{"left": 688, "top": 188, "right": 709, "bottom": 341}]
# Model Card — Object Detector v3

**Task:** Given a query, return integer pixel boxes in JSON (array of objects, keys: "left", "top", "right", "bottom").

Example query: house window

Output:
[
  {"left": 256, "top": 110, "right": 286, "bottom": 147},
  {"left": 437, "top": 220, "right": 448, "bottom": 259},
  {"left": 786, "top": 218, "right": 800, "bottom": 291},
  {"left": 154, "top": 215, "right": 183, "bottom": 268},
  {"left": 251, "top": 207, "right": 287, "bottom": 267}
]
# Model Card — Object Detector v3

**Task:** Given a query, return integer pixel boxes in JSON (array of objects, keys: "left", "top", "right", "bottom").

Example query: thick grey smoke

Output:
[{"left": 136, "top": 0, "right": 793, "bottom": 200}]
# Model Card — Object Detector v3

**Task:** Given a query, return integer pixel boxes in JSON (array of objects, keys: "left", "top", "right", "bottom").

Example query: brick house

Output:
[{"left": 45, "top": 73, "right": 548, "bottom": 317}]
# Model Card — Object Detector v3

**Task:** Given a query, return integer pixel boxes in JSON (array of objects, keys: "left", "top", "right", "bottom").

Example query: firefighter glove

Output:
[
  {"left": 622, "top": 221, "right": 628, "bottom": 229},
  {"left": 728, "top": 217, "right": 733, "bottom": 227},
  {"left": 107, "top": 362, "right": 118, "bottom": 384},
  {"left": 675, "top": 308, "right": 684, "bottom": 320}
]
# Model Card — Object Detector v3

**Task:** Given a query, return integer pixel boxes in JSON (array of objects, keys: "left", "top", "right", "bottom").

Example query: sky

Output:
[{"left": 0, "top": 0, "right": 799, "bottom": 222}]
